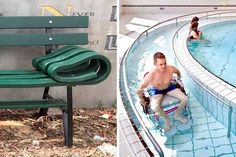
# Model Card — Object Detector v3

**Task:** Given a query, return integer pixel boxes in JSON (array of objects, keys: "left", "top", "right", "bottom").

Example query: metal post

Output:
[
  {"left": 207, "top": 12, "right": 209, "bottom": 22},
  {"left": 45, "top": 28, "right": 53, "bottom": 54},
  {"left": 176, "top": 18, "right": 178, "bottom": 29},
  {"left": 227, "top": 106, "right": 232, "bottom": 138},
  {"left": 39, "top": 28, "right": 53, "bottom": 117},
  {"left": 63, "top": 86, "right": 73, "bottom": 147},
  {"left": 39, "top": 87, "right": 50, "bottom": 116},
  {"left": 146, "top": 31, "right": 148, "bottom": 38}
]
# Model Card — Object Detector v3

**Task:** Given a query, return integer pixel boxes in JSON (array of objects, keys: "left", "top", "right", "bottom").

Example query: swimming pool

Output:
[
  {"left": 188, "top": 20, "right": 236, "bottom": 87},
  {"left": 120, "top": 10, "right": 236, "bottom": 157}
]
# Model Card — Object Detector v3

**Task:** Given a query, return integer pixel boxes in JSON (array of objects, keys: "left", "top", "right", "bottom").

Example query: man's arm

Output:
[
  {"left": 173, "top": 66, "right": 181, "bottom": 79},
  {"left": 137, "top": 73, "right": 152, "bottom": 104},
  {"left": 172, "top": 66, "right": 186, "bottom": 93}
]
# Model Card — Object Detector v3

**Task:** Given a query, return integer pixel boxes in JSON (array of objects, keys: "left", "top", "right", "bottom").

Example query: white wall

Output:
[
  {"left": 0, "top": 0, "right": 116, "bottom": 107},
  {"left": 121, "top": 0, "right": 236, "bottom": 14},
  {"left": 121, "top": 0, "right": 236, "bottom": 5}
]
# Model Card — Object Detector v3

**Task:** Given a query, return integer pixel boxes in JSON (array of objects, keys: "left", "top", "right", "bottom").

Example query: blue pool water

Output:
[{"left": 187, "top": 20, "right": 236, "bottom": 87}]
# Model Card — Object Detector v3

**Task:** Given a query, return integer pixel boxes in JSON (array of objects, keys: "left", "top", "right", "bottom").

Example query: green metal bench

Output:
[{"left": 0, "top": 16, "right": 111, "bottom": 147}]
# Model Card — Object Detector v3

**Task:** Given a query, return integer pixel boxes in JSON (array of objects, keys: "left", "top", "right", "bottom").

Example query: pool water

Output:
[{"left": 187, "top": 20, "right": 236, "bottom": 87}]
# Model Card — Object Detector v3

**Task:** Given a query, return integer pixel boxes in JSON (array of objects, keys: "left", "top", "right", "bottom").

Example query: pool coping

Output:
[{"left": 118, "top": 95, "right": 152, "bottom": 157}]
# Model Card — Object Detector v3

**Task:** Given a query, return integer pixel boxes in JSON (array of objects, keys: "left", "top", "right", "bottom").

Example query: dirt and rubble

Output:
[{"left": 0, "top": 107, "right": 116, "bottom": 157}]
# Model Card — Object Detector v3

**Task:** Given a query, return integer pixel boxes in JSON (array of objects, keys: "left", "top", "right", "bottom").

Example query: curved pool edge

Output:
[
  {"left": 118, "top": 97, "right": 151, "bottom": 157},
  {"left": 173, "top": 19, "right": 236, "bottom": 135}
]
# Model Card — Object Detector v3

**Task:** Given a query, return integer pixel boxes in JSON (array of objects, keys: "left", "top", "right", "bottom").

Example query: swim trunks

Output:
[{"left": 148, "top": 83, "right": 176, "bottom": 96}]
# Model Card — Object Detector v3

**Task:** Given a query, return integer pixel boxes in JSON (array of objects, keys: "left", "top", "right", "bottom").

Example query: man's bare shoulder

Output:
[
  {"left": 167, "top": 65, "right": 176, "bottom": 70},
  {"left": 148, "top": 67, "right": 159, "bottom": 75},
  {"left": 167, "top": 65, "right": 174, "bottom": 68},
  {"left": 143, "top": 68, "right": 156, "bottom": 79}
]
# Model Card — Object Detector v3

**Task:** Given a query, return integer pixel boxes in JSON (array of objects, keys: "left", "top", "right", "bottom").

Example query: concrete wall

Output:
[{"left": 0, "top": 0, "right": 117, "bottom": 108}]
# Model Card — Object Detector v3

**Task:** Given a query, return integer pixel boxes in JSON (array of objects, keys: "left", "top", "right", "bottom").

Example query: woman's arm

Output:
[{"left": 191, "top": 30, "right": 201, "bottom": 40}]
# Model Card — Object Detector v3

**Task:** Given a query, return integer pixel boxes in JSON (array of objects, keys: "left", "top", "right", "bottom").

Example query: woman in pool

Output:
[
  {"left": 189, "top": 16, "right": 199, "bottom": 33},
  {"left": 189, "top": 22, "right": 202, "bottom": 40}
]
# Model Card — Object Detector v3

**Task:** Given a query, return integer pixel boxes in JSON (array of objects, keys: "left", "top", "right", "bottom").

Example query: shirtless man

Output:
[{"left": 137, "top": 52, "right": 188, "bottom": 131}]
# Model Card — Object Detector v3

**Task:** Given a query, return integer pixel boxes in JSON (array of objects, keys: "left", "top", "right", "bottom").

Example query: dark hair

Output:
[
  {"left": 191, "top": 22, "right": 199, "bottom": 34},
  {"left": 153, "top": 52, "right": 165, "bottom": 65},
  {"left": 191, "top": 16, "right": 199, "bottom": 24}
]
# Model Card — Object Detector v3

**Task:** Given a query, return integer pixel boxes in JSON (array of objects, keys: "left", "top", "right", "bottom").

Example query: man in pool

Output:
[{"left": 137, "top": 52, "right": 188, "bottom": 131}]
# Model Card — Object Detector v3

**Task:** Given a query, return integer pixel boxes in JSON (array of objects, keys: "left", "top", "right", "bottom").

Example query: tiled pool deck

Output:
[{"left": 119, "top": 104, "right": 151, "bottom": 157}]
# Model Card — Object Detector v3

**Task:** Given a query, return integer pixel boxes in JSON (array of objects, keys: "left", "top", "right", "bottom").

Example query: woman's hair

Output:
[
  {"left": 191, "top": 22, "right": 199, "bottom": 34},
  {"left": 153, "top": 52, "right": 165, "bottom": 65},
  {"left": 191, "top": 16, "right": 199, "bottom": 24}
]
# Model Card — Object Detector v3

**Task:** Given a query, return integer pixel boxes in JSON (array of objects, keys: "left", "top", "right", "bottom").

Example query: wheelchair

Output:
[{"left": 140, "top": 76, "right": 192, "bottom": 137}]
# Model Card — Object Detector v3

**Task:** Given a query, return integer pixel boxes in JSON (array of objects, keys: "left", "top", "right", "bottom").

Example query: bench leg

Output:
[
  {"left": 39, "top": 44, "right": 53, "bottom": 116},
  {"left": 39, "top": 87, "right": 50, "bottom": 116},
  {"left": 62, "top": 86, "right": 73, "bottom": 147}
]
